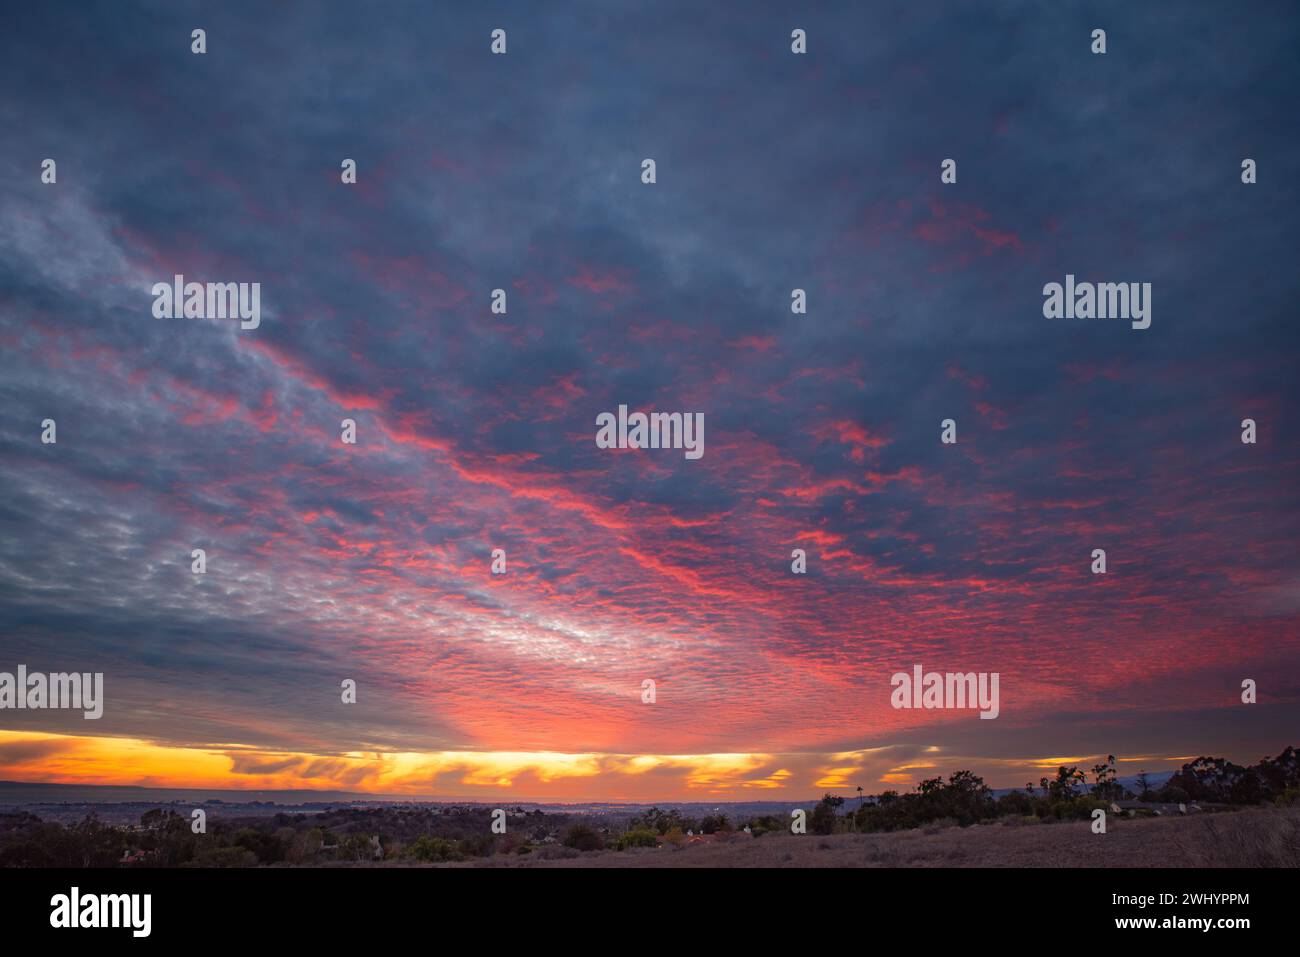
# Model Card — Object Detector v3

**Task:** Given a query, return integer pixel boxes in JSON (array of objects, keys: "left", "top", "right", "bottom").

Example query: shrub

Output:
[
  {"left": 809, "top": 797, "right": 840, "bottom": 835},
  {"left": 743, "top": 815, "right": 783, "bottom": 837},
  {"left": 562, "top": 824, "right": 605, "bottom": 852},
  {"left": 700, "top": 813, "right": 731, "bottom": 835},
  {"left": 338, "top": 833, "right": 375, "bottom": 862},
  {"left": 407, "top": 835, "right": 459, "bottom": 862},
  {"left": 1044, "top": 797, "right": 1108, "bottom": 821},
  {"left": 617, "top": 827, "right": 659, "bottom": 850},
  {"left": 1274, "top": 788, "right": 1300, "bottom": 808},
  {"left": 633, "top": 807, "right": 688, "bottom": 835},
  {"left": 495, "top": 832, "right": 525, "bottom": 855},
  {"left": 458, "top": 834, "right": 496, "bottom": 858},
  {"left": 996, "top": 790, "right": 1033, "bottom": 817}
]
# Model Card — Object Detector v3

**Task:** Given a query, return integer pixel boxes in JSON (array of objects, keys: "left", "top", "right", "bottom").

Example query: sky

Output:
[{"left": 0, "top": 1, "right": 1297, "bottom": 803}]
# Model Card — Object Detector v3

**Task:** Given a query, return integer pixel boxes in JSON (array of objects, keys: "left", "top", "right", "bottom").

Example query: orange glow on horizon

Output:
[{"left": 0, "top": 730, "right": 1192, "bottom": 802}]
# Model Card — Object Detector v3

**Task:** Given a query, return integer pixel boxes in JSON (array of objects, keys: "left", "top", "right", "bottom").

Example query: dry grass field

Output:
[{"left": 418, "top": 807, "right": 1300, "bottom": 868}]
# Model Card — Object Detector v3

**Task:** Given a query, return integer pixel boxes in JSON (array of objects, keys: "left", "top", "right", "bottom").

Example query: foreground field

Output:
[{"left": 429, "top": 807, "right": 1300, "bottom": 868}]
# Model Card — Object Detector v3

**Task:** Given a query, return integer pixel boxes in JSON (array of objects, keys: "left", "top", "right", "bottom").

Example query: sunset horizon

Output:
[{"left": 1, "top": 730, "right": 1291, "bottom": 806}]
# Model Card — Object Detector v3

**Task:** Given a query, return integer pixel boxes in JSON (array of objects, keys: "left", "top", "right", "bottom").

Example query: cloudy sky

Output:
[{"left": 0, "top": 1, "right": 1297, "bottom": 801}]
